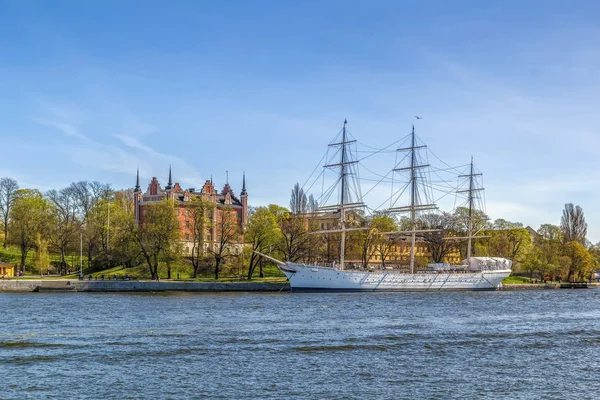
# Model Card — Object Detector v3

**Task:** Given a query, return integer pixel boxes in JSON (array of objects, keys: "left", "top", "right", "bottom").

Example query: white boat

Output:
[
  {"left": 265, "top": 256, "right": 511, "bottom": 292},
  {"left": 267, "top": 121, "right": 512, "bottom": 292}
]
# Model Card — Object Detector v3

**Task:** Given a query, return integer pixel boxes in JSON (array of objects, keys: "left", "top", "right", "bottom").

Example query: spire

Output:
[
  {"left": 134, "top": 168, "right": 140, "bottom": 192},
  {"left": 210, "top": 174, "right": 213, "bottom": 185},
  {"left": 166, "top": 165, "right": 172, "bottom": 189},
  {"left": 241, "top": 171, "right": 247, "bottom": 195}
]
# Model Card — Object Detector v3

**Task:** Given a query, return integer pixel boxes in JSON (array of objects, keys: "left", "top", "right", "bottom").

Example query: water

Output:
[{"left": 1, "top": 290, "right": 600, "bottom": 399}]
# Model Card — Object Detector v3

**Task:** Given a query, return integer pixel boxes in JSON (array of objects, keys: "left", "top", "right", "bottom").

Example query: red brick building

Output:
[{"left": 134, "top": 167, "right": 248, "bottom": 255}]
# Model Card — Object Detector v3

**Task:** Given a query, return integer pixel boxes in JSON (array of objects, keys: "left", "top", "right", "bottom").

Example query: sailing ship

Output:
[{"left": 263, "top": 121, "right": 512, "bottom": 291}]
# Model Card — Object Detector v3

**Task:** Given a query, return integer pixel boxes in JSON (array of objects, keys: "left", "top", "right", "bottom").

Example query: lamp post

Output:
[{"left": 80, "top": 231, "right": 83, "bottom": 276}]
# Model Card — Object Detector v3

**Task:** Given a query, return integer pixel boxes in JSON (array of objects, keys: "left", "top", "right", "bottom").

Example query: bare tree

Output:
[
  {"left": 290, "top": 183, "right": 307, "bottom": 214},
  {"left": 560, "top": 203, "right": 587, "bottom": 244},
  {"left": 189, "top": 197, "right": 214, "bottom": 278},
  {"left": 307, "top": 194, "right": 318, "bottom": 213},
  {"left": 278, "top": 213, "right": 310, "bottom": 262},
  {"left": 209, "top": 207, "right": 240, "bottom": 280},
  {"left": 0, "top": 177, "right": 19, "bottom": 249},
  {"left": 417, "top": 213, "right": 457, "bottom": 264},
  {"left": 47, "top": 187, "right": 82, "bottom": 274}
]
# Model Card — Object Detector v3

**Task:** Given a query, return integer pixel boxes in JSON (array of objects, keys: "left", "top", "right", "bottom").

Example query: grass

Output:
[
  {"left": 0, "top": 240, "right": 286, "bottom": 282},
  {"left": 502, "top": 275, "right": 533, "bottom": 284},
  {"left": 62, "top": 261, "right": 287, "bottom": 282}
]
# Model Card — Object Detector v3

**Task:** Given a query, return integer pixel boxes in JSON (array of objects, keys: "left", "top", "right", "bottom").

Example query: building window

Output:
[
  {"left": 186, "top": 220, "right": 190, "bottom": 228},
  {"left": 186, "top": 209, "right": 190, "bottom": 217},
  {"left": 176, "top": 209, "right": 180, "bottom": 216},
  {"left": 185, "top": 233, "right": 190, "bottom": 240}
]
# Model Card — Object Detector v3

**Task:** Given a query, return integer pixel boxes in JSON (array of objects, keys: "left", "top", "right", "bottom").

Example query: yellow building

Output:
[
  {"left": 0, "top": 262, "right": 14, "bottom": 277},
  {"left": 306, "top": 211, "right": 462, "bottom": 267}
]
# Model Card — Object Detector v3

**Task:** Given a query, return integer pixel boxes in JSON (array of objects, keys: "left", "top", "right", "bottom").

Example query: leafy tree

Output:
[
  {"left": 9, "top": 189, "right": 51, "bottom": 272},
  {"left": 245, "top": 206, "right": 281, "bottom": 279},
  {"left": 209, "top": 206, "right": 240, "bottom": 279},
  {"left": 290, "top": 183, "right": 308, "bottom": 214},
  {"left": 133, "top": 200, "right": 180, "bottom": 279},
  {"left": 0, "top": 177, "right": 19, "bottom": 249},
  {"left": 70, "top": 181, "right": 112, "bottom": 264},
  {"left": 34, "top": 233, "right": 50, "bottom": 276},
  {"left": 371, "top": 215, "right": 397, "bottom": 267},
  {"left": 452, "top": 207, "right": 489, "bottom": 258},
  {"left": 563, "top": 241, "right": 593, "bottom": 282},
  {"left": 109, "top": 191, "right": 140, "bottom": 268},
  {"left": 188, "top": 197, "right": 214, "bottom": 278},
  {"left": 560, "top": 203, "right": 587, "bottom": 244}
]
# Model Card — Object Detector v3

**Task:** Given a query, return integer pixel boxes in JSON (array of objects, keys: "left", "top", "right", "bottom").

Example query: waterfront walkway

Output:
[{"left": 0, "top": 279, "right": 290, "bottom": 293}]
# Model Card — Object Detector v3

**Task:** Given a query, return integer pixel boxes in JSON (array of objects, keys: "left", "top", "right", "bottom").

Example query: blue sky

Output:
[{"left": 1, "top": 0, "right": 600, "bottom": 241}]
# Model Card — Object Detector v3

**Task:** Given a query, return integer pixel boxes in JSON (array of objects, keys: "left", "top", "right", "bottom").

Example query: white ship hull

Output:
[{"left": 279, "top": 263, "right": 511, "bottom": 292}]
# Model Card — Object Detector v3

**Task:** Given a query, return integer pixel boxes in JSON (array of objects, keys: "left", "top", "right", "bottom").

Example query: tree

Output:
[
  {"left": 133, "top": 200, "right": 180, "bottom": 279},
  {"left": 0, "top": 177, "right": 19, "bottom": 249},
  {"left": 356, "top": 217, "right": 378, "bottom": 268},
  {"left": 188, "top": 197, "right": 214, "bottom": 278},
  {"left": 452, "top": 207, "right": 489, "bottom": 258},
  {"left": 308, "top": 194, "right": 318, "bottom": 213},
  {"left": 560, "top": 203, "right": 587, "bottom": 244},
  {"left": 34, "top": 233, "right": 50, "bottom": 276},
  {"left": 290, "top": 183, "right": 308, "bottom": 214},
  {"left": 47, "top": 186, "right": 82, "bottom": 274},
  {"left": 418, "top": 212, "right": 457, "bottom": 263},
  {"left": 563, "top": 241, "right": 593, "bottom": 282},
  {"left": 209, "top": 207, "right": 240, "bottom": 280},
  {"left": 70, "top": 181, "right": 112, "bottom": 264},
  {"left": 245, "top": 206, "right": 280, "bottom": 279},
  {"left": 371, "top": 215, "right": 397, "bottom": 267},
  {"left": 8, "top": 189, "right": 51, "bottom": 272},
  {"left": 277, "top": 211, "right": 310, "bottom": 262},
  {"left": 109, "top": 190, "right": 140, "bottom": 269}
]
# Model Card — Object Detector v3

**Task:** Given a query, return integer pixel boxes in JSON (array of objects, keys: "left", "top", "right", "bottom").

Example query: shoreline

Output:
[
  {"left": 0, "top": 279, "right": 290, "bottom": 293},
  {"left": 0, "top": 279, "right": 598, "bottom": 293}
]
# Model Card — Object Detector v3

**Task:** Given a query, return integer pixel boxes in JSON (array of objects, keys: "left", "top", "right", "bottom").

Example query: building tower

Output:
[
  {"left": 241, "top": 172, "right": 248, "bottom": 229},
  {"left": 165, "top": 165, "right": 174, "bottom": 200},
  {"left": 134, "top": 168, "right": 142, "bottom": 226}
]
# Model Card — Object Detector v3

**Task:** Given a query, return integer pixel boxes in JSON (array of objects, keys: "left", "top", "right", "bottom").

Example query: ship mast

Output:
[
  {"left": 458, "top": 156, "right": 483, "bottom": 259},
  {"left": 389, "top": 125, "right": 437, "bottom": 273},
  {"left": 339, "top": 120, "right": 348, "bottom": 269},
  {"left": 320, "top": 119, "right": 360, "bottom": 270}
]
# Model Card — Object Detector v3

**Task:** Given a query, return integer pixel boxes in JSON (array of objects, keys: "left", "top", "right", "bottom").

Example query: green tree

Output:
[
  {"left": 371, "top": 215, "right": 397, "bottom": 267},
  {"left": 109, "top": 191, "right": 140, "bottom": 269},
  {"left": 8, "top": 189, "right": 51, "bottom": 273},
  {"left": 245, "top": 206, "right": 281, "bottom": 279},
  {"left": 133, "top": 200, "right": 180, "bottom": 280},
  {"left": 563, "top": 241, "right": 593, "bottom": 282},
  {"left": 34, "top": 233, "right": 50, "bottom": 276},
  {"left": 70, "top": 181, "right": 112, "bottom": 265}
]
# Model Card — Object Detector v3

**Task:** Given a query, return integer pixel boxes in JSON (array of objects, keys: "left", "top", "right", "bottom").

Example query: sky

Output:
[{"left": 1, "top": 0, "right": 600, "bottom": 241}]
